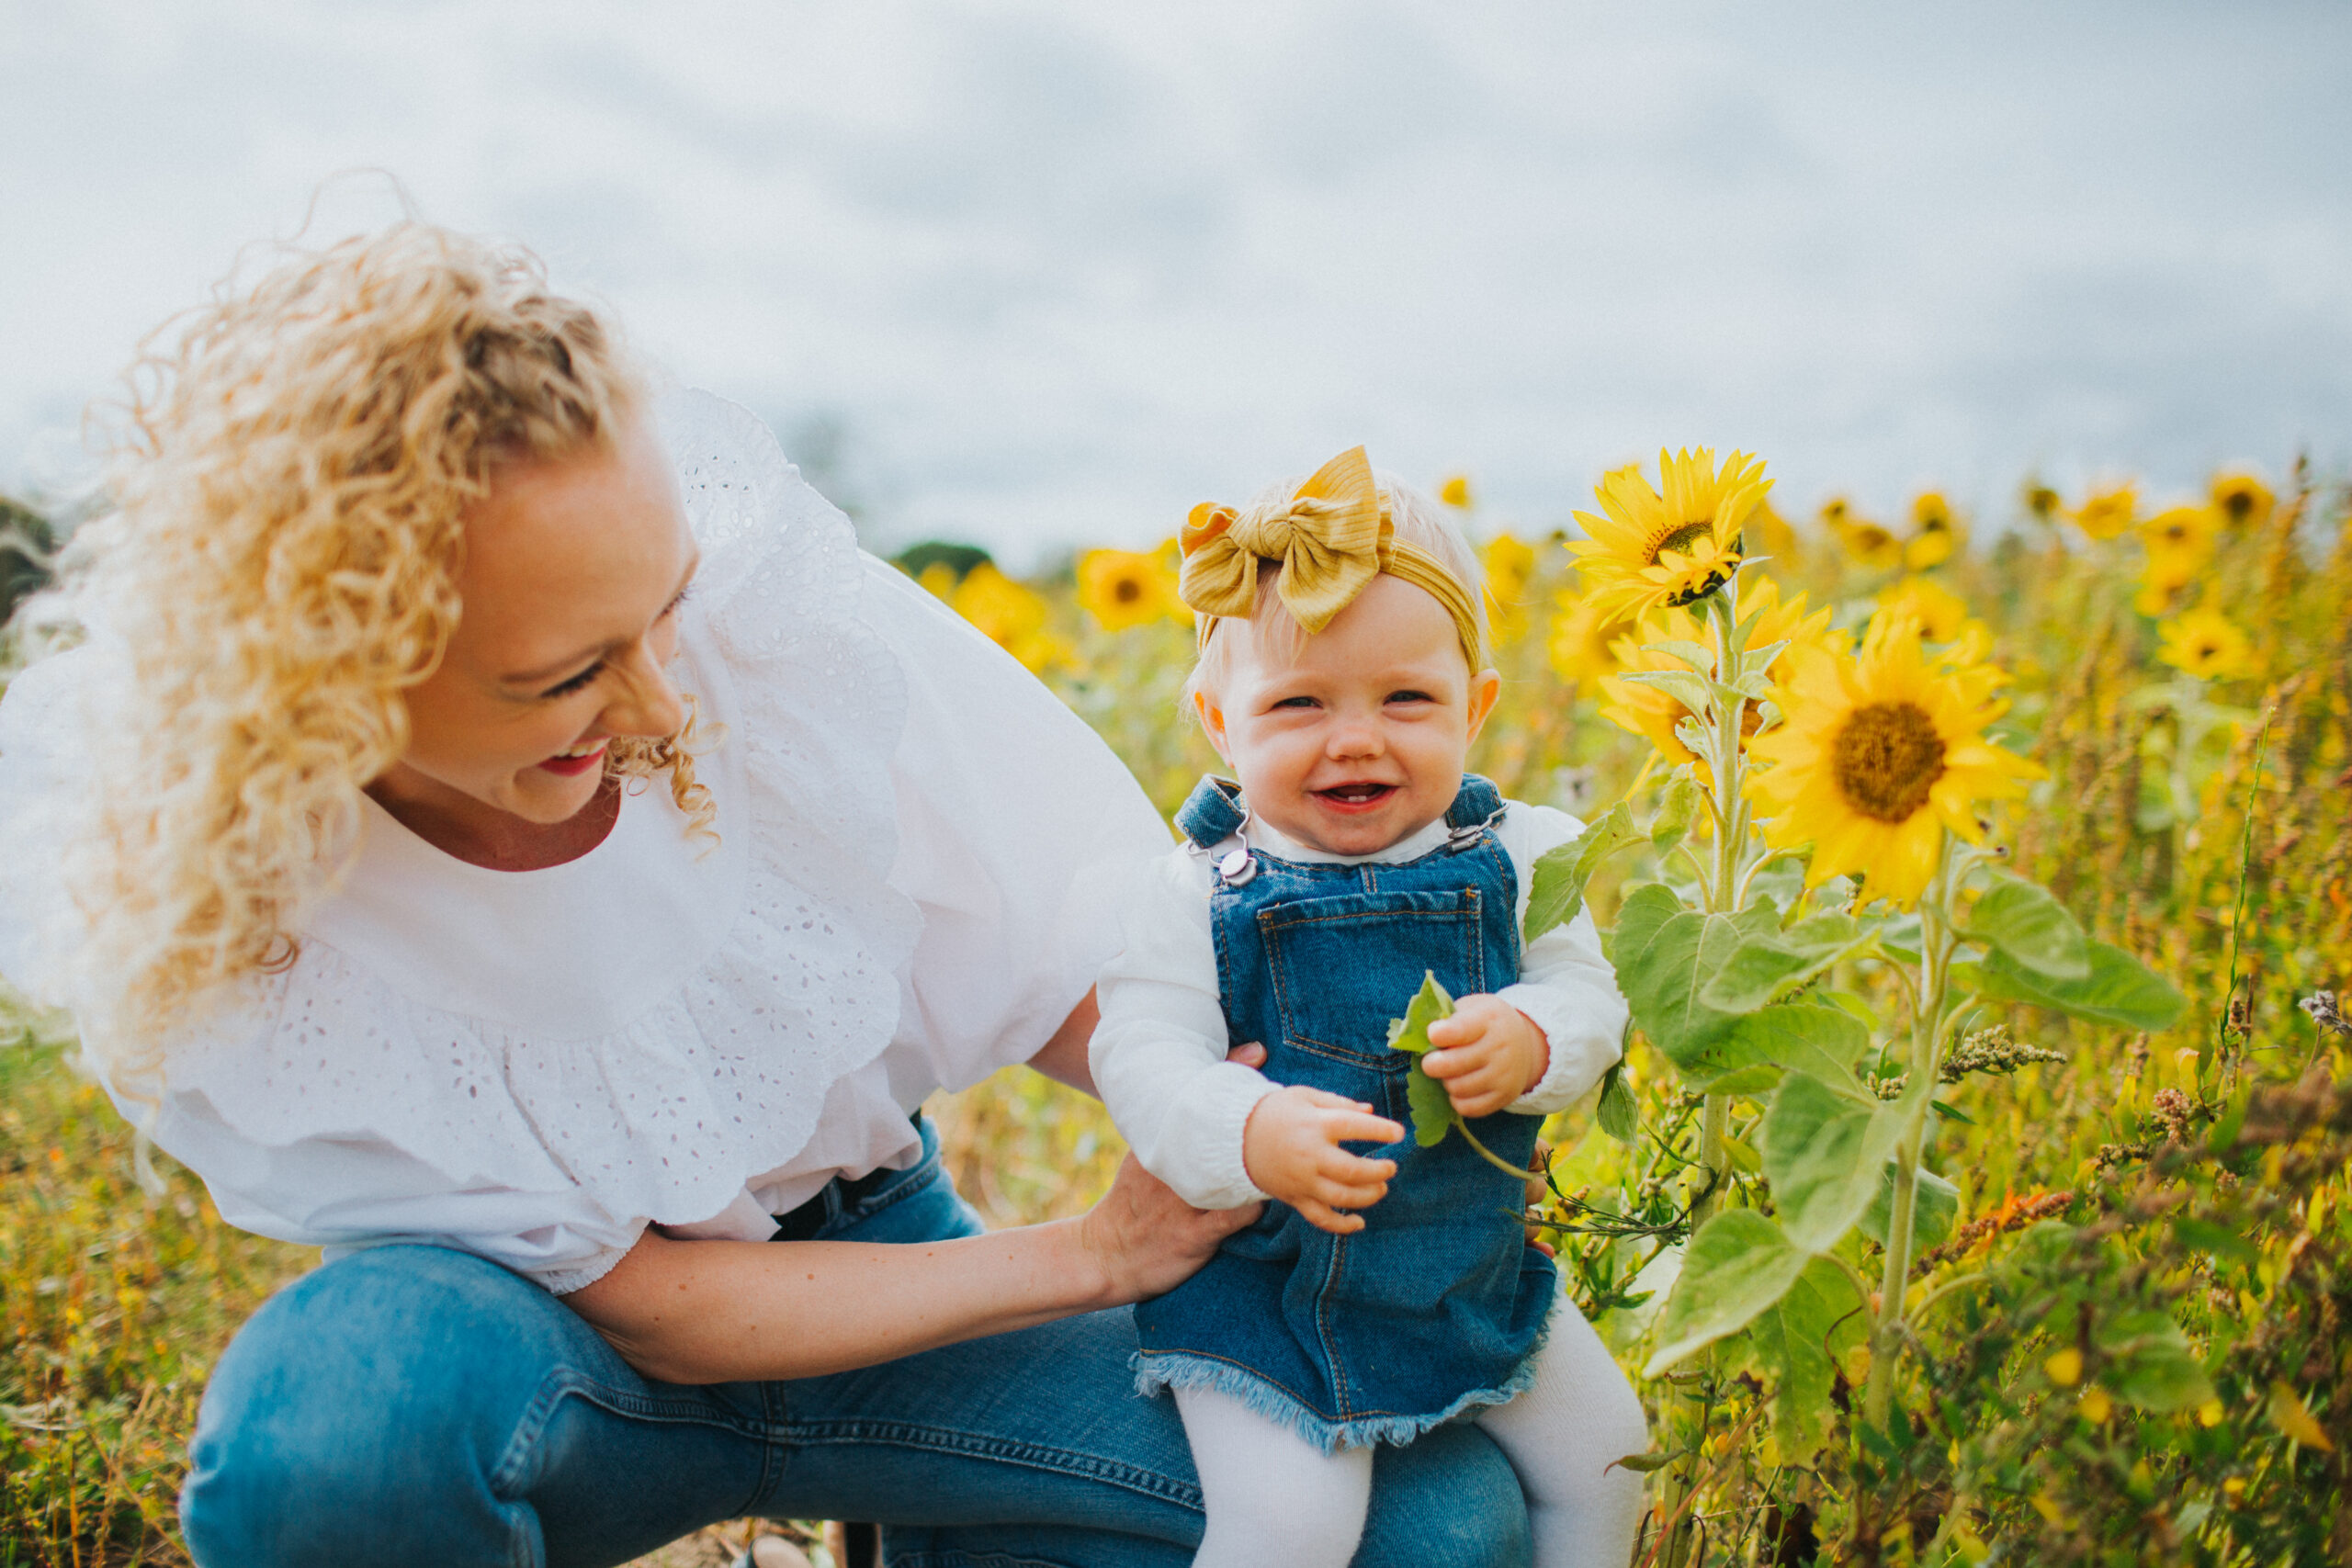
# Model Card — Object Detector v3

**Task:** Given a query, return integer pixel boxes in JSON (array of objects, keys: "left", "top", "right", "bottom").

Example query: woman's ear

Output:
[
  {"left": 1193, "top": 689, "right": 1232, "bottom": 761},
  {"left": 1464, "top": 668, "right": 1503, "bottom": 742}
]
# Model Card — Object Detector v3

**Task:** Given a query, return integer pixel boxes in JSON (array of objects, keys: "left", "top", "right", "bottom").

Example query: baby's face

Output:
[{"left": 1198, "top": 573, "right": 1500, "bottom": 858}]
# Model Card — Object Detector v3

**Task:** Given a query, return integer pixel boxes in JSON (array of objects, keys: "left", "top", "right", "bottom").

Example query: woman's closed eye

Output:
[
  {"left": 540, "top": 662, "right": 604, "bottom": 700},
  {"left": 537, "top": 586, "right": 694, "bottom": 701}
]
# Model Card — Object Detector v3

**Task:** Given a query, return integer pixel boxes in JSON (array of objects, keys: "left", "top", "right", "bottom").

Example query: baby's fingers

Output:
[
  {"left": 1320, "top": 1108, "right": 1405, "bottom": 1147},
  {"left": 1294, "top": 1198, "right": 1369, "bottom": 1235}
]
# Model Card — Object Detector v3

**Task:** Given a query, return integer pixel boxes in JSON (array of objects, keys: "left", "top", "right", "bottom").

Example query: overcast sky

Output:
[{"left": 5, "top": 2, "right": 2347, "bottom": 563}]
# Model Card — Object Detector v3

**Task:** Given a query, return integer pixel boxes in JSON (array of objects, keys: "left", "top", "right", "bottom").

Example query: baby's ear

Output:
[
  {"left": 1464, "top": 668, "right": 1503, "bottom": 739},
  {"left": 1193, "top": 690, "right": 1232, "bottom": 759}
]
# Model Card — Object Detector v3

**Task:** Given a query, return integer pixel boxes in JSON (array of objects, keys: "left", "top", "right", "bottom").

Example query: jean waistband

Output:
[{"left": 772, "top": 1111, "right": 926, "bottom": 1243}]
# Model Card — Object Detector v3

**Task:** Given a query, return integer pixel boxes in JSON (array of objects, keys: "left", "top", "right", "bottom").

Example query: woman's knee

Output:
[
  {"left": 1359, "top": 1423, "right": 1532, "bottom": 1568},
  {"left": 181, "top": 1245, "right": 601, "bottom": 1563}
]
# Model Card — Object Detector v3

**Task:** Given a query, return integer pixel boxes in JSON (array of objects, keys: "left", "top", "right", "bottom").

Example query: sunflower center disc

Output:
[
  {"left": 1114, "top": 578, "right": 1142, "bottom": 603},
  {"left": 1832, "top": 700, "right": 1948, "bottom": 823},
  {"left": 1650, "top": 521, "right": 1717, "bottom": 562}
]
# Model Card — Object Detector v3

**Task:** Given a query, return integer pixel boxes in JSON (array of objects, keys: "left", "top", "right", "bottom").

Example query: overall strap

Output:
[
  {"left": 1176, "top": 776, "right": 1248, "bottom": 849},
  {"left": 1445, "top": 773, "right": 1506, "bottom": 830}
]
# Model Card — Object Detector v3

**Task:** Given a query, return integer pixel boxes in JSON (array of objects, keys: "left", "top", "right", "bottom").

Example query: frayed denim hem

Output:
[{"left": 1131, "top": 1304, "right": 1552, "bottom": 1457}]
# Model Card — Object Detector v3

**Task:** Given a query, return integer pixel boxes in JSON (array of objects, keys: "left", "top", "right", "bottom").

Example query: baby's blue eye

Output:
[
  {"left": 1271, "top": 695, "right": 1319, "bottom": 710},
  {"left": 1386, "top": 690, "right": 1434, "bottom": 705}
]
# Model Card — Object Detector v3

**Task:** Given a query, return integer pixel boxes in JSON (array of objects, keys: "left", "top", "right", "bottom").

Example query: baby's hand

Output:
[
  {"left": 1241, "top": 1086, "right": 1403, "bottom": 1235},
  {"left": 1422, "top": 996, "right": 1550, "bottom": 1120}
]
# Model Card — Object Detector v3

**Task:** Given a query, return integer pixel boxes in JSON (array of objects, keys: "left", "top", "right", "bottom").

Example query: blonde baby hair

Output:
[
  {"left": 38, "top": 220, "right": 709, "bottom": 1084},
  {"left": 1182, "top": 470, "right": 1490, "bottom": 719}
]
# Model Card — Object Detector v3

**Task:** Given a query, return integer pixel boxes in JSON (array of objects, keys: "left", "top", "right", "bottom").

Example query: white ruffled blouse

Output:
[{"left": 0, "top": 392, "right": 1169, "bottom": 1294}]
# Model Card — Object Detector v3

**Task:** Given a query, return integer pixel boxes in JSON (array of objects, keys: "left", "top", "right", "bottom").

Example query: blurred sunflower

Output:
[
  {"left": 2020, "top": 480, "right": 2063, "bottom": 526},
  {"left": 1823, "top": 498, "right": 1903, "bottom": 572},
  {"left": 1744, "top": 500, "right": 1802, "bottom": 566},
  {"left": 1482, "top": 532, "right": 1538, "bottom": 646},
  {"left": 2129, "top": 506, "right": 2217, "bottom": 617},
  {"left": 2142, "top": 505, "right": 2217, "bottom": 562},
  {"left": 1546, "top": 592, "right": 1634, "bottom": 687},
  {"left": 1748, "top": 613, "right": 2042, "bottom": 906},
  {"left": 2132, "top": 566, "right": 2195, "bottom": 618},
  {"left": 2157, "top": 607, "right": 2259, "bottom": 681},
  {"left": 954, "top": 563, "right": 1070, "bottom": 672},
  {"left": 1568, "top": 447, "right": 1771, "bottom": 619},
  {"left": 1875, "top": 575, "right": 1982, "bottom": 646},
  {"left": 1439, "top": 474, "right": 1474, "bottom": 509},
  {"left": 1905, "top": 492, "right": 1966, "bottom": 570},
  {"left": 1598, "top": 577, "right": 1838, "bottom": 765},
  {"left": 2072, "top": 484, "right": 2138, "bottom": 541},
  {"left": 917, "top": 560, "right": 959, "bottom": 600},
  {"left": 1078, "top": 547, "right": 1186, "bottom": 632},
  {"left": 2210, "top": 471, "right": 2275, "bottom": 531}
]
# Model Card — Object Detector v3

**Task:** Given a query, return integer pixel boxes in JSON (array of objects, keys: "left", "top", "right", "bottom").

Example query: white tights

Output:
[{"left": 1177, "top": 1308, "right": 1649, "bottom": 1568}]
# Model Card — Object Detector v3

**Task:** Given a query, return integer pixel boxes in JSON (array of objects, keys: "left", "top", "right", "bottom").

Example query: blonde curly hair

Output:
[{"left": 49, "top": 221, "right": 709, "bottom": 1083}]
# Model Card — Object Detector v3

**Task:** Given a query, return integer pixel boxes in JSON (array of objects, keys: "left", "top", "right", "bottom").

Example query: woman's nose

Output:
[{"left": 605, "top": 642, "right": 686, "bottom": 740}]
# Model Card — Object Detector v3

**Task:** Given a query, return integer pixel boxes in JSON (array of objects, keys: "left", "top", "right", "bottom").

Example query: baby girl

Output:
[{"left": 1092, "top": 447, "right": 1650, "bottom": 1567}]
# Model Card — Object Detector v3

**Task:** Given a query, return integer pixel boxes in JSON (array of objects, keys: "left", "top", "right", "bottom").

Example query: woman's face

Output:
[{"left": 370, "top": 410, "right": 700, "bottom": 837}]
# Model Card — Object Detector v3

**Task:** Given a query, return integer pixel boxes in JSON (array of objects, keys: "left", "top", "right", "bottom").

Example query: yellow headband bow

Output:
[{"left": 1178, "top": 446, "right": 1485, "bottom": 671}]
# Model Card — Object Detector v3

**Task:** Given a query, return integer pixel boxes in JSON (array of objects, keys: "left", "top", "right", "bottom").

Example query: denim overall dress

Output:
[{"left": 1132, "top": 773, "right": 1556, "bottom": 1450}]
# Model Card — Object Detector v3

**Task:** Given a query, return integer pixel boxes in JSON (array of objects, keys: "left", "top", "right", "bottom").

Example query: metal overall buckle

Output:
[
  {"left": 1207, "top": 803, "right": 1258, "bottom": 887},
  {"left": 1445, "top": 806, "right": 1508, "bottom": 853}
]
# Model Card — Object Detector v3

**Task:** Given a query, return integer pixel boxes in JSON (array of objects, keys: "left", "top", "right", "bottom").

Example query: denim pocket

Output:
[{"left": 1259, "top": 889, "right": 1487, "bottom": 1070}]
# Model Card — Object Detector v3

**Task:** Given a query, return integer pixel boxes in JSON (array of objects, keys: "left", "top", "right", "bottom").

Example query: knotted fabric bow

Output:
[{"left": 1178, "top": 446, "right": 1486, "bottom": 671}]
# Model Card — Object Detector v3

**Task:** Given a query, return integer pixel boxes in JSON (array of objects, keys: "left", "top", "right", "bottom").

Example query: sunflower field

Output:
[{"left": 3, "top": 457, "right": 2349, "bottom": 1565}]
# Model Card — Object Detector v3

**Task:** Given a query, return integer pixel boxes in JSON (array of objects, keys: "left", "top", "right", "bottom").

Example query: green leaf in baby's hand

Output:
[{"left": 1388, "top": 971, "right": 1457, "bottom": 1148}]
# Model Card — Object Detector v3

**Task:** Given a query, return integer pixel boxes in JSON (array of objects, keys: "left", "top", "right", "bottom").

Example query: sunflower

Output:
[
  {"left": 2210, "top": 471, "right": 2274, "bottom": 531},
  {"left": 954, "top": 563, "right": 1070, "bottom": 672},
  {"left": 1481, "top": 532, "right": 1540, "bottom": 646},
  {"left": 1078, "top": 547, "right": 1186, "bottom": 632},
  {"left": 1744, "top": 500, "right": 1803, "bottom": 566},
  {"left": 2072, "top": 484, "right": 2137, "bottom": 541},
  {"left": 1747, "top": 613, "right": 2041, "bottom": 906},
  {"left": 2141, "top": 504, "right": 2217, "bottom": 561},
  {"left": 2020, "top": 480, "right": 2063, "bottom": 526},
  {"left": 1598, "top": 576, "right": 1839, "bottom": 765},
  {"left": 1439, "top": 474, "right": 1474, "bottom": 509},
  {"left": 1823, "top": 498, "right": 1903, "bottom": 572},
  {"left": 917, "top": 561, "right": 959, "bottom": 601},
  {"left": 1875, "top": 575, "right": 1981, "bottom": 646},
  {"left": 1546, "top": 592, "right": 1634, "bottom": 687},
  {"left": 2157, "top": 607, "right": 2259, "bottom": 681},
  {"left": 1905, "top": 492, "right": 1965, "bottom": 570},
  {"left": 1567, "top": 447, "right": 1770, "bottom": 619}
]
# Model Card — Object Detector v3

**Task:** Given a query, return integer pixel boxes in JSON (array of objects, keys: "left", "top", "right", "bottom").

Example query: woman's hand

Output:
[{"left": 1075, "top": 1156, "right": 1262, "bottom": 1303}]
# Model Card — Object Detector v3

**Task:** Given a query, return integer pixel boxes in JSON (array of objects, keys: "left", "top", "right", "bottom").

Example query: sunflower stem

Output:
[
  {"left": 1659, "top": 581, "right": 1749, "bottom": 1568},
  {"left": 1864, "top": 836, "right": 1956, "bottom": 1426}
]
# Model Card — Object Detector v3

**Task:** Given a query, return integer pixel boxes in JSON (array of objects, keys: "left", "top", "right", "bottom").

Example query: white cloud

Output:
[{"left": 3, "top": 0, "right": 2346, "bottom": 562}]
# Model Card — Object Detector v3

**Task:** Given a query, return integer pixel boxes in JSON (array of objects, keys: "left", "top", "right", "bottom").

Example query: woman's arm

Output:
[
  {"left": 1025, "top": 987, "right": 1101, "bottom": 1095},
  {"left": 564, "top": 1153, "right": 1254, "bottom": 1385}
]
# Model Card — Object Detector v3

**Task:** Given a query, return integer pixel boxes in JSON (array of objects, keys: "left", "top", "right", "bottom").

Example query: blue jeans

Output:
[{"left": 182, "top": 1122, "right": 1533, "bottom": 1567}]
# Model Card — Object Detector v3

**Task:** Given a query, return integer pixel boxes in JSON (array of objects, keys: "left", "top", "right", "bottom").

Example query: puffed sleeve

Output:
[
  {"left": 859, "top": 558, "right": 1174, "bottom": 1092},
  {"left": 1496, "top": 801, "right": 1631, "bottom": 1116}
]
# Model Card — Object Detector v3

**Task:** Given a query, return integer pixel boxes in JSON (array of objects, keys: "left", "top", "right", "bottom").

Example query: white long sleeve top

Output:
[{"left": 1091, "top": 803, "right": 1629, "bottom": 1212}]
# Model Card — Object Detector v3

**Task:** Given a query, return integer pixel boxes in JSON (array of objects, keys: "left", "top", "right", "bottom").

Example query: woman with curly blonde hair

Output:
[{"left": 0, "top": 223, "right": 1532, "bottom": 1568}]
